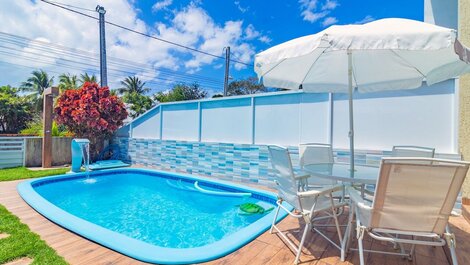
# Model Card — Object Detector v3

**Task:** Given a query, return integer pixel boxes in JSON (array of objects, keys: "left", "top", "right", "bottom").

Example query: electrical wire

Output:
[
  {"left": 0, "top": 32, "right": 224, "bottom": 85},
  {"left": 38, "top": 0, "right": 253, "bottom": 66}
]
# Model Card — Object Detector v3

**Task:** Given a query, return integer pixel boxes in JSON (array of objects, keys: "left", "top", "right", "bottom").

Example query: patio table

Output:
[{"left": 303, "top": 163, "right": 379, "bottom": 185}]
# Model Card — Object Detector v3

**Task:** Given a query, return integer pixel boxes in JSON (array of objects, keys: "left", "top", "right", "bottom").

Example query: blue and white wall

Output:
[{"left": 114, "top": 82, "right": 459, "bottom": 184}]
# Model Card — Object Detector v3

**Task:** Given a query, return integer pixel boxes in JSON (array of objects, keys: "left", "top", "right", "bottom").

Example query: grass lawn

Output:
[
  {"left": 0, "top": 167, "right": 69, "bottom": 182},
  {"left": 0, "top": 205, "right": 67, "bottom": 264}
]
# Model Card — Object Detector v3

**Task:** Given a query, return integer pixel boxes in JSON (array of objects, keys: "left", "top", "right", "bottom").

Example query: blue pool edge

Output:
[{"left": 17, "top": 168, "right": 292, "bottom": 264}]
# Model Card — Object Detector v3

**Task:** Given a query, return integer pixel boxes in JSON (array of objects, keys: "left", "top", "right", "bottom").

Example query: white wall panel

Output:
[
  {"left": 201, "top": 98, "right": 252, "bottom": 143},
  {"left": 254, "top": 93, "right": 302, "bottom": 145},
  {"left": 332, "top": 81, "right": 456, "bottom": 153},
  {"left": 299, "top": 93, "right": 330, "bottom": 144},
  {"left": 131, "top": 107, "right": 160, "bottom": 139},
  {"left": 162, "top": 103, "right": 199, "bottom": 141}
]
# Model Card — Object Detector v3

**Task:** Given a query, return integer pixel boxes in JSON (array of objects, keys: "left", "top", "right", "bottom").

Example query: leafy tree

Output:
[
  {"left": 0, "top": 86, "right": 34, "bottom": 133},
  {"left": 122, "top": 92, "right": 154, "bottom": 119},
  {"left": 20, "top": 70, "right": 54, "bottom": 111},
  {"left": 227, "top": 76, "right": 267, "bottom": 96},
  {"left": 118, "top": 76, "right": 150, "bottom": 95},
  {"left": 79, "top": 73, "right": 98, "bottom": 86},
  {"left": 153, "top": 83, "right": 207, "bottom": 103},
  {"left": 55, "top": 82, "right": 127, "bottom": 157},
  {"left": 58, "top": 73, "right": 79, "bottom": 92}
]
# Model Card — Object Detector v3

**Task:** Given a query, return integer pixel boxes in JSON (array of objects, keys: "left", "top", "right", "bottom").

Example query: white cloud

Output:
[
  {"left": 152, "top": 0, "right": 173, "bottom": 12},
  {"left": 322, "top": 16, "right": 338, "bottom": 27},
  {"left": 302, "top": 10, "right": 328, "bottom": 22},
  {"left": 258, "top": 36, "right": 272, "bottom": 44},
  {"left": 244, "top": 24, "right": 260, "bottom": 40},
  {"left": 0, "top": 0, "right": 256, "bottom": 90},
  {"left": 234, "top": 1, "right": 249, "bottom": 13},
  {"left": 298, "top": 0, "right": 339, "bottom": 24},
  {"left": 321, "top": 0, "right": 338, "bottom": 11},
  {"left": 355, "top": 15, "right": 375, "bottom": 24}
]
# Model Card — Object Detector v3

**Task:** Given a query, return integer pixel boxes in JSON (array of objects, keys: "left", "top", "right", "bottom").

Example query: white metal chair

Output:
[
  {"left": 362, "top": 145, "right": 435, "bottom": 195},
  {"left": 268, "top": 145, "right": 346, "bottom": 264},
  {"left": 298, "top": 143, "right": 338, "bottom": 187},
  {"left": 345, "top": 157, "right": 469, "bottom": 265},
  {"left": 391, "top": 145, "right": 435, "bottom": 158}
]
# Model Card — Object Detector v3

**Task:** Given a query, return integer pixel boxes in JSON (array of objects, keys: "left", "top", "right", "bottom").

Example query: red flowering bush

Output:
[{"left": 55, "top": 82, "right": 127, "bottom": 155}]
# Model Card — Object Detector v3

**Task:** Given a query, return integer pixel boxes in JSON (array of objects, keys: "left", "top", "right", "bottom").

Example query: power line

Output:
[
  {"left": 38, "top": 0, "right": 253, "bottom": 67},
  {"left": 43, "top": 0, "right": 96, "bottom": 13},
  {"left": 0, "top": 49, "right": 222, "bottom": 91},
  {"left": 0, "top": 32, "right": 225, "bottom": 87}
]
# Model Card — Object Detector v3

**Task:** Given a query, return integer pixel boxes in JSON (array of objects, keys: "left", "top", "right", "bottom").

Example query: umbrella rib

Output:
[
  {"left": 390, "top": 50, "right": 427, "bottom": 79},
  {"left": 259, "top": 58, "right": 287, "bottom": 81},
  {"left": 299, "top": 47, "right": 329, "bottom": 87}
]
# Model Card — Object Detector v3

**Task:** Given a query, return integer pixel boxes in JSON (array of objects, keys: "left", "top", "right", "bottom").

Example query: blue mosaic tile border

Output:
[{"left": 112, "top": 137, "right": 460, "bottom": 187}]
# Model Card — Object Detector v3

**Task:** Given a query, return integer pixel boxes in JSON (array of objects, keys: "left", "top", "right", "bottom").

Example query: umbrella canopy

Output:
[
  {"left": 255, "top": 18, "right": 470, "bottom": 173},
  {"left": 255, "top": 18, "right": 470, "bottom": 93}
]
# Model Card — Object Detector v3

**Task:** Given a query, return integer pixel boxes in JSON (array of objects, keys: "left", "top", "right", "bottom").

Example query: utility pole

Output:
[
  {"left": 96, "top": 5, "right": 107, "bottom": 87},
  {"left": 223, "top": 46, "right": 230, "bottom": 96}
]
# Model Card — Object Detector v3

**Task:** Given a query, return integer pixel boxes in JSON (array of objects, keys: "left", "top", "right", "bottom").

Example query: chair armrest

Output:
[
  {"left": 293, "top": 167, "right": 310, "bottom": 180},
  {"left": 297, "top": 184, "right": 343, "bottom": 198},
  {"left": 347, "top": 186, "right": 372, "bottom": 210}
]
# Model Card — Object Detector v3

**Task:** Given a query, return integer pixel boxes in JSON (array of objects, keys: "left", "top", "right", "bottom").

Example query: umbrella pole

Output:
[{"left": 347, "top": 50, "right": 355, "bottom": 176}]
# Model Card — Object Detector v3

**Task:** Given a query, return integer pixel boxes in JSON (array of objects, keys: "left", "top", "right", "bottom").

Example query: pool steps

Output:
[
  {"left": 194, "top": 182, "right": 252, "bottom": 197},
  {"left": 165, "top": 179, "right": 252, "bottom": 197}
]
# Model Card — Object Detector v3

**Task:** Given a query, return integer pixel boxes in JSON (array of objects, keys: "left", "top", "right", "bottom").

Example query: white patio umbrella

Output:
[{"left": 255, "top": 18, "right": 470, "bottom": 174}]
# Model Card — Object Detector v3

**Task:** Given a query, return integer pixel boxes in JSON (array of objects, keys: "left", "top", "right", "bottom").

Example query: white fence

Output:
[
  {"left": 118, "top": 79, "right": 458, "bottom": 154},
  {"left": 0, "top": 137, "right": 26, "bottom": 169}
]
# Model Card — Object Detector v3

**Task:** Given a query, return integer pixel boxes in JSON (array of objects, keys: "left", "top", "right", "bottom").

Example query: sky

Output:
[{"left": 0, "top": 0, "right": 424, "bottom": 95}]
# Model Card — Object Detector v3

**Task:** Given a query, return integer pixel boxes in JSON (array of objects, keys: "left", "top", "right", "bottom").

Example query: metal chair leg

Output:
[
  {"left": 294, "top": 223, "right": 311, "bottom": 265},
  {"left": 446, "top": 226, "right": 459, "bottom": 265},
  {"left": 270, "top": 204, "right": 281, "bottom": 234},
  {"left": 357, "top": 219, "right": 366, "bottom": 265}
]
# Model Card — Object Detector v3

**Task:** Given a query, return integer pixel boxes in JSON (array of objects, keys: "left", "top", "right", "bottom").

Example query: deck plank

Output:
[{"left": 1, "top": 179, "right": 469, "bottom": 265}]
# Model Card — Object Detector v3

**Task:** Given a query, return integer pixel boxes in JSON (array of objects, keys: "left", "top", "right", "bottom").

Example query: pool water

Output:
[
  {"left": 19, "top": 169, "right": 289, "bottom": 264},
  {"left": 35, "top": 173, "right": 265, "bottom": 248}
]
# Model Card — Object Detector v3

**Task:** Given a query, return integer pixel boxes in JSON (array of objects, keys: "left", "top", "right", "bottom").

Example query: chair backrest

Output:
[
  {"left": 391, "top": 145, "right": 435, "bottom": 158},
  {"left": 369, "top": 158, "right": 469, "bottom": 234},
  {"left": 299, "top": 143, "right": 334, "bottom": 167},
  {"left": 268, "top": 145, "right": 300, "bottom": 209}
]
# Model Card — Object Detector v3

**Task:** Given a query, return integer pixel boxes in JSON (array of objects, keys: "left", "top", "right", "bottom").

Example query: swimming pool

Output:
[{"left": 17, "top": 168, "right": 290, "bottom": 264}]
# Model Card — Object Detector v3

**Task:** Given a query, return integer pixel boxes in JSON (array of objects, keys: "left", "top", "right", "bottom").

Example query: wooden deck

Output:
[{"left": 1, "top": 179, "right": 469, "bottom": 265}]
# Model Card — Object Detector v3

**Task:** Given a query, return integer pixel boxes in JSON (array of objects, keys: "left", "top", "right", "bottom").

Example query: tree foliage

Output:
[
  {"left": 227, "top": 77, "right": 267, "bottom": 96},
  {"left": 54, "top": 82, "right": 127, "bottom": 145},
  {"left": 58, "top": 73, "right": 79, "bottom": 92},
  {"left": 20, "top": 70, "right": 54, "bottom": 111},
  {"left": 118, "top": 76, "right": 150, "bottom": 95},
  {"left": 154, "top": 83, "right": 207, "bottom": 103},
  {"left": 0, "top": 86, "right": 34, "bottom": 133},
  {"left": 79, "top": 73, "right": 98, "bottom": 86},
  {"left": 122, "top": 92, "right": 154, "bottom": 119}
]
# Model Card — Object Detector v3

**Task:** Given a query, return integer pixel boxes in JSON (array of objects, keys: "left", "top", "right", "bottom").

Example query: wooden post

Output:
[{"left": 42, "top": 87, "right": 59, "bottom": 168}]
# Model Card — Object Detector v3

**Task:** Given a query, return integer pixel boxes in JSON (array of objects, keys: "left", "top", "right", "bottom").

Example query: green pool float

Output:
[{"left": 238, "top": 203, "right": 274, "bottom": 215}]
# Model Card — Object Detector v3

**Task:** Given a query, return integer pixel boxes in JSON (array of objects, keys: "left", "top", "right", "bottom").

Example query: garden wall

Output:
[
  {"left": 24, "top": 137, "right": 72, "bottom": 167},
  {"left": 114, "top": 81, "right": 459, "bottom": 184}
]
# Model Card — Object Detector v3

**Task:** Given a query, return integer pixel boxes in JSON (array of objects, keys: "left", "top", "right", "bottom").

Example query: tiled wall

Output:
[{"left": 113, "top": 137, "right": 460, "bottom": 187}]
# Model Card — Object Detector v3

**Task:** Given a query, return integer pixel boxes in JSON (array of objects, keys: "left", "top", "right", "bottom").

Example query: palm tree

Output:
[
  {"left": 20, "top": 70, "right": 54, "bottom": 111},
  {"left": 79, "top": 73, "right": 98, "bottom": 86},
  {"left": 58, "top": 73, "right": 79, "bottom": 92},
  {"left": 118, "top": 76, "right": 150, "bottom": 95}
]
